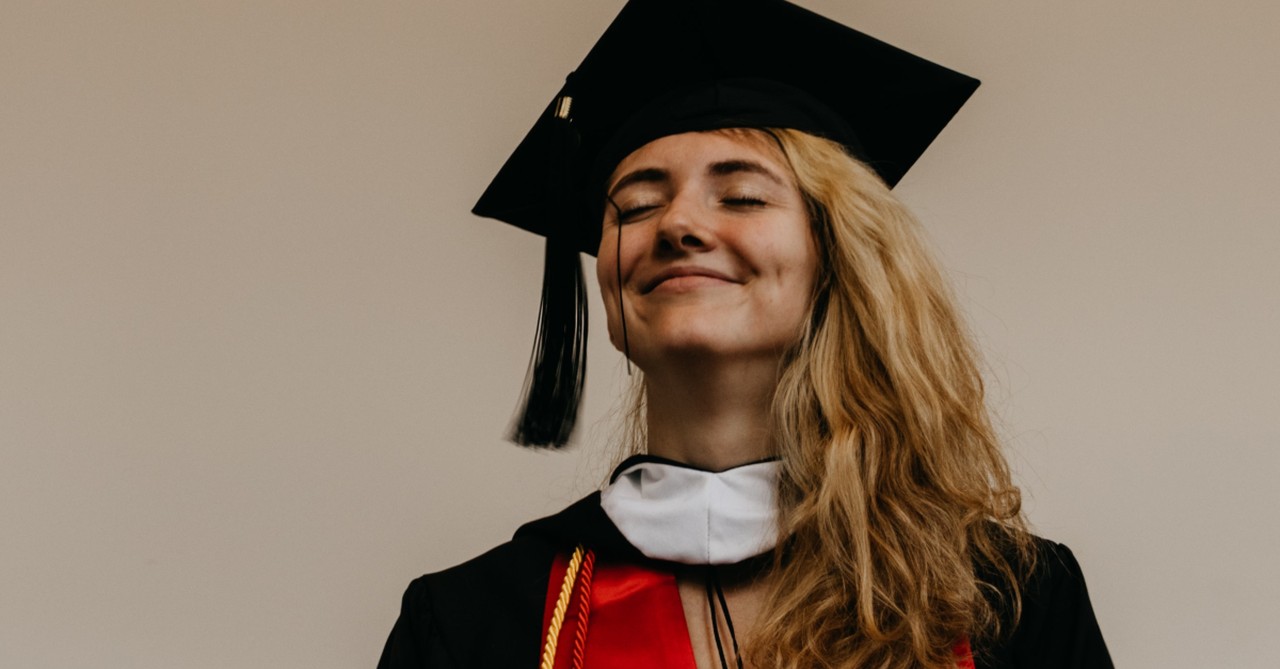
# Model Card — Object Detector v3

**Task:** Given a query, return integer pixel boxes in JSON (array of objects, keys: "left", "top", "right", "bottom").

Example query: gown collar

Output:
[{"left": 599, "top": 455, "right": 781, "bottom": 565}]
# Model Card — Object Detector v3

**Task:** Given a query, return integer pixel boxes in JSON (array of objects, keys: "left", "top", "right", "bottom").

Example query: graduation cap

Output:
[{"left": 472, "top": 0, "right": 981, "bottom": 448}]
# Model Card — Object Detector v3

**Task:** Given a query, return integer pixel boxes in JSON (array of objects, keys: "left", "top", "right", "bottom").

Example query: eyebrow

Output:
[
  {"left": 706, "top": 159, "right": 785, "bottom": 186},
  {"left": 608, "top": 159, "right": 785, "bottom": 198},
  {"left": 608, "top": 167, "right": 668, "bottom": 198}
]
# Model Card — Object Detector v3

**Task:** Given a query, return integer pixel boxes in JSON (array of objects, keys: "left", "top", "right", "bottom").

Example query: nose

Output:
[{"left": 654, "top": 194, "right": 713, "bottom": 255}]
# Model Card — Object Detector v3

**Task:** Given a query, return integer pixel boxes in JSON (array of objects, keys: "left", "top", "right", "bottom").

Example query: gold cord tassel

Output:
[{"left": 539, "top": 545, "right": 586, "bottom": 669}]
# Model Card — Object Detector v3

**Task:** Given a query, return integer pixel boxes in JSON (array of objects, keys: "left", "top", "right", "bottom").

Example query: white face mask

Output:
[{"left": 600, "top": 457, "right": 781, "bottom": 565}]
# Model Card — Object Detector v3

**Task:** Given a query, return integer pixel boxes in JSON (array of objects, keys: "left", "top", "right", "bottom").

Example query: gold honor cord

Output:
[{"left": 539, "top": 545, "right": 586, "bottom": 669}]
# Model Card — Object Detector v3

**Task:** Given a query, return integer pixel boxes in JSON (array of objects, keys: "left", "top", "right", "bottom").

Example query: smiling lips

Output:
[{"left": 642, "top": 266, "right": 739, "bottom": 294}]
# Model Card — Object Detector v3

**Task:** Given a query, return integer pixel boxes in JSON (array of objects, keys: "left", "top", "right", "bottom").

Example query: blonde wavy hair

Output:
[
  {"left": 613, "top": 127, "right": 1035, "bottom": 669},
  {"left": 750, "top": 128, "right": 1035, "bottom": 669}
]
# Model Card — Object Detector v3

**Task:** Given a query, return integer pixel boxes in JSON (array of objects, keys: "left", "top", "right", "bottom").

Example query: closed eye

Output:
[
  {"left": 723, "top": 197, "right": 767, "bottom": 208},
  {"left": 617, "top": 204, "right": 661, "bottom": 223}
]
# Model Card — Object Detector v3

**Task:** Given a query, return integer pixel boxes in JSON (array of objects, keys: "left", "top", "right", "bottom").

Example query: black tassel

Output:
[{"left": 509, "top": 93, "right": 587, "bottom": 448}]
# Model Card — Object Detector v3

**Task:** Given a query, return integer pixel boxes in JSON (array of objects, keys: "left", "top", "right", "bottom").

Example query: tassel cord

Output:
[
  {"left": 705, "top": 566, "right": 743, "bottom": 669},
  {"left": 511, "top": 101, "right": 587, "bottom": 448},
  {"left": 540, "top": 547, "right": 586, "bottom": 669},
  {"left": 569, "top": 550, "right": 596, "bottom": 669}
]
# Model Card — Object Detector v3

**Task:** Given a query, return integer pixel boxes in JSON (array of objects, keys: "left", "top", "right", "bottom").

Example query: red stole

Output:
[{"left": 540, "top": 550, "right": 976, "bottom": 669}]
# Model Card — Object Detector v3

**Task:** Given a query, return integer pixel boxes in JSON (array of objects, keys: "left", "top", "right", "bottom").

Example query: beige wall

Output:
[{"left": 3, "top": 1, "right": 1277, "bottom": 666}]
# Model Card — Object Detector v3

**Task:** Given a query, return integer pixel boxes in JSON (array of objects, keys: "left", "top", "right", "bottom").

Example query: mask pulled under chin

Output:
[{"left": 600, "top": 457, "right": 781, "bottom": 565}]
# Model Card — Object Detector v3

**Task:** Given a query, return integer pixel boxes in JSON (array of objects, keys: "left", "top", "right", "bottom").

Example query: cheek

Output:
[
  {"left": 753, "top": 222, "right": 819, "bottom": 311},
  {"left": 595, "top": 233, "right": 617, "bottom": 294},
  {"left": 596, "top": 225, "right": 645, "bottom": 291},
  {"left": 746, "top": 224, "right": 817, "bottom": 283},
  {"left": 793, "top": 238, "right": 820, "bottom": 297},
  {"left": 596, "top": 228, "right": 626, "bottom": 351},
  {"left": 754, "top": 247, "right": 818, "bottom": 348}
]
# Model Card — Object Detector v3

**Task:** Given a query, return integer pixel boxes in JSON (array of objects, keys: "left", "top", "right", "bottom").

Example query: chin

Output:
[
  {"left": 620, "top": 308, "right": 802, "bottom": 366},
  {"left": 644, "top": 315, "right": 736, "bottom": 351},
  {"left": 634, "top": 326, "right": 782, "bottom": 366}
]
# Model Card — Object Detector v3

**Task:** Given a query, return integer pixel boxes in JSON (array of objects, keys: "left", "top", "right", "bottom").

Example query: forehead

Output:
[{"left": 608, "top": 129, "right": 791, "bottom": 185}]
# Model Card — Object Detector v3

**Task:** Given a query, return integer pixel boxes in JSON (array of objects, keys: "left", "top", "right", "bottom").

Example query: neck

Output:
[{"left": 642, "top": 354, "right": 780, "bottom": 471}]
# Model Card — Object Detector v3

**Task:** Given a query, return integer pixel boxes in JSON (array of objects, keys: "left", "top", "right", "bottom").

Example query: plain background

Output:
[{"left": 3, "top": 0, "right": 1277, "bottom": 667}]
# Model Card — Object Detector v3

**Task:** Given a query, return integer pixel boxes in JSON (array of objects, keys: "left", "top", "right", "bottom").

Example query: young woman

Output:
[{"left": 378, "top": 1, "right": 1111, "bottom": 667}]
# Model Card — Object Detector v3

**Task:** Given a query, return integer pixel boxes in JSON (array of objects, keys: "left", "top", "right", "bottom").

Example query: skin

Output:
[
  {"left": 675, "top": 562, "right": 773, "bottom": 669},
  {"left": 597, "top": 130, "right": 818, "bottom": 471},
  {"left": 596, "top": 130, "right": 819, "bottom": 667}
]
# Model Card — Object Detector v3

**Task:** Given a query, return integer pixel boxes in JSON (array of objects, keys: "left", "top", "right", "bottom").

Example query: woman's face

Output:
[{"left": 597, "top": 130, "right": 818, "bottom": 369}]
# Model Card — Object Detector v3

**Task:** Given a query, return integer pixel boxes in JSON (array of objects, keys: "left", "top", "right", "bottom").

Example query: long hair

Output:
[
  {"left": 740, "top": 128, "right": 1034, "bottom": 669},
  {"left": 607, "top": 127, "right": 1034, "bottom": 667}
]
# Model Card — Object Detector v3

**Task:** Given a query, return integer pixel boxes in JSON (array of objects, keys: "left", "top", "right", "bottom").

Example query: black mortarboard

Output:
[{"left": 472, "top": 0, "right": 981, "bottom": 448}]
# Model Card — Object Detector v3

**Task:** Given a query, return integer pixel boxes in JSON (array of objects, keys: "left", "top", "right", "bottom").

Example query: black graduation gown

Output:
[{"left": 376, "top": 493, "right": 1113, "bottom": 669}]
